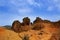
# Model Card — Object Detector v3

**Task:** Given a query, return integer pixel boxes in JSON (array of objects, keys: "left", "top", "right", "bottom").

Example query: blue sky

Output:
[{"left": 0, "top": 0, "right": 60, "bottom": 26}]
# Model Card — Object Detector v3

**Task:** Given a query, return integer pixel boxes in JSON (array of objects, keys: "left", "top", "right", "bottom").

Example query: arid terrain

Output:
[{"left": 0, "top": 17, "right": 60, "bottom": 40}]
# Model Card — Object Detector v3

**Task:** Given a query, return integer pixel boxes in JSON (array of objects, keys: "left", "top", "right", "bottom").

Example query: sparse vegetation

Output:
[
  {"left": 3, "top": 25, "right": 11, "bottom": 30},
  {"left": 22, "top": 35, "right": 29, "bottom": 40}
]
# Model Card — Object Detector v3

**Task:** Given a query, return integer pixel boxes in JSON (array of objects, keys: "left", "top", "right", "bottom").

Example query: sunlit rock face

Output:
[{"left": 0, "top": 17, "right": 60, "bottom": 40}]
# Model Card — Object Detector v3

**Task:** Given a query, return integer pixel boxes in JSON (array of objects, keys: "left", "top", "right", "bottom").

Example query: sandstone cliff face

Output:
[
  {"left": 0, "top": 17, "right": 60, "bottom": 40},
  {"left": 11, "top": 20, "right": 22, "bottom": 33},
  {"left": 22, "top": 17, "right": 31, "bottom": 25}
]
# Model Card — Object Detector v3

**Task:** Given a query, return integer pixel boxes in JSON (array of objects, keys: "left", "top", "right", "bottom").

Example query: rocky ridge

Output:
[{"left": 0, "top": 17, "right": 60, "bottom": 40}]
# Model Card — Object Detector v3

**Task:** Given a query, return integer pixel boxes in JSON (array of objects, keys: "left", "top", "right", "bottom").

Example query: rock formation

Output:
[
  {"left": 32, "top": 23, "right": 44, "bottom": 30},
  {"left": 21, "top": 17, "right": 32, "bottom": 32},
  {"left": 33, "top": 17, "right": 43, "bottom": 24},
  {"left": 52, "top": 20, "right": 60, "bottom": 28},
  {"left": 0, "top": 17, "right": 60, "bottom": 40},
  {"left": 43, "top": 20, "right": 51, "bottom": 23},
  {"left": 22, "top": 17, "right": 31, "bottom": 26},
  {"left": 11, "top": 20, "right": 22, "bottom": 33}
]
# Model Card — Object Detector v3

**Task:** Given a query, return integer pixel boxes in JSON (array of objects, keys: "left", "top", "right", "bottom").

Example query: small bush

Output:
[{"left": 22, "top": 35, "right": 29, "bottom": 40}]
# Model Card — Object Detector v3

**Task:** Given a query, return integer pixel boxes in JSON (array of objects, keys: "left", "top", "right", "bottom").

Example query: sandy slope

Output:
[
  {"left": 0, "top": 27, "right": 52, "bottom": 40},
  {"left": 0, "top": 27, "right": 22, "bottom": 40},
  {"left": 19, "top": 30, "right": 52, "bottom": 40},
  {"left": 0, "top": 26, "right": 60, "bottom": 40}
]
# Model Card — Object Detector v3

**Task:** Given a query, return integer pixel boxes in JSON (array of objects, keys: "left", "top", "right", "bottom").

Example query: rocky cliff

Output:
[{"left": 0, "top": 17, "right": 60, "bottom": 40}]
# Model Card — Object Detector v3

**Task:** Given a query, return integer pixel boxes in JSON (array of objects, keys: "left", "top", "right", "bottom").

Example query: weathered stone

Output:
[
  {"left": 32, "top": 23, "right": 44, "bottom": 30},
  {"left": 22, "top": 17, "right": 30, "bottom": 26},
  {"left": 33, "top": 17, "right": 43, "bottom": 24},
  {"left": 11, "top": 20, "right": 21, "bottom": 33}
]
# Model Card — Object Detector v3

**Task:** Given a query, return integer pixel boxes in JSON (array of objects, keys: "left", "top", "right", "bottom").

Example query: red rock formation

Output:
[
  {"left": 11, "top": 20, "right": 22, "bottom": 33},
  {"left": 52, "top": 20, "right": 60, "bottom": 28},
  {"left": 32, "top": 23, "right": 44, "bottom": 30},
  {"left": 22, "top": 17, "right": 31, "bottom": 26},
  {"left": 33, "top": 17, "right": 43, "bottom": 24}
]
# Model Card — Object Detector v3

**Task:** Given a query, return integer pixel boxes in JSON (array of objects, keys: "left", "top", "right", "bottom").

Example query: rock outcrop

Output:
[
  {"left": 22, "top": 17, "right": 31, "bottom": 26},
  {"left": 11, "top": 20, "right": 22, "bottom": 33},
  {"left": 33, "top": 17, "right": 43, "bottom": 24},
  {"left": 0, "top": 17, "right": 60, "bottom": 40}
]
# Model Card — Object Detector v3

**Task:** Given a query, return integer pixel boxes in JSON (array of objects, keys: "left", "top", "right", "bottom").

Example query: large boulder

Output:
[
  {"left": 11, "top": 20, "right": 22, "bottom": 33},
  {"left": 22, "top": 17, "right": 31, "bottom": 26},
  {"left": 33, "top": 17, "right": 43, "bottom": 24}
]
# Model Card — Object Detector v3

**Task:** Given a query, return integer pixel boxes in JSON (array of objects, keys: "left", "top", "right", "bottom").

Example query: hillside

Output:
[{"left": 0, "top": 17, "right": 60, "bottom": 40}]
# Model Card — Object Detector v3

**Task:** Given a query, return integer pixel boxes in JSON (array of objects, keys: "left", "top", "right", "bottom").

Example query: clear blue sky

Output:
[{"left": 0, "top": 0, "right": 60, "bottom": 26}]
